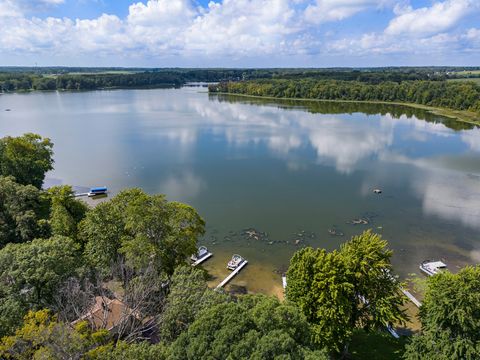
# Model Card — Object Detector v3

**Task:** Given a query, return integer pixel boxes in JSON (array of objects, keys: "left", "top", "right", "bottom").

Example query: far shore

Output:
[{"left": 212, "top": 91, "right": 480, "bottom": 127}]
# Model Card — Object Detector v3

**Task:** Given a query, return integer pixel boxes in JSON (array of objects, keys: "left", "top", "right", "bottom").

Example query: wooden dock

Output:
[
  {"left": 215, "top": 260, "right": 248, "bottom": 289},
  {"left": 191, "top": 253, "right": 213, "bottom": 267},
  {"left": 401, "top": 288, "right": 422, "bottom": 308}
]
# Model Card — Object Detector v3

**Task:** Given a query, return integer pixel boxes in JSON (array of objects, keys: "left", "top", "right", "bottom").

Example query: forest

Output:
[
  {"left": 0, "top": 133, "right": 479, "bottom": 359},
  {"left": 209, "top": 79, "right": 480, "bottom": 114},
  {"left": 1, "top": 66, "right": 480, "bottom": 93}
]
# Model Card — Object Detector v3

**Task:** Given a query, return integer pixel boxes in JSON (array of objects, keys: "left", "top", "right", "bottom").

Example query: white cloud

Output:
[
  {"left": 184, "top": 0, "right": 297, "bottom": 56},
  {"left": 385, "top": 0, "right": 475, "bottom": 36},
  {"left": 304, "top": 0, "right": 383, "bottom": 24},
  {"left": 127, "top": 0, "right": 196, "bottom": 26},
  {"left": 0, "top": 0, "right": 478, "bottom": 64},
  {"left": 329, "top": 27, "right": 478, "bottom": 57},
  {"left": 0, "top": 0, "right": 22, "bottom": 17}
]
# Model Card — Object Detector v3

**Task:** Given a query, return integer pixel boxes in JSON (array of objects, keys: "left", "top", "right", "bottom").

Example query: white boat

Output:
[
  {"left": 420, "top": 260, "right": 447, "bottom": 276},
  {"left": 191, "top": 246, "right": 209, "bottom": 262},
  {"left": 227, "top": 254, "right": 244, "bottom": 270}
]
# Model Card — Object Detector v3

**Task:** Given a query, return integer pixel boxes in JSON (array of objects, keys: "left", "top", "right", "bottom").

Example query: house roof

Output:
[{"left": 72, "top": 296, "right": 139, "bottom": 331}]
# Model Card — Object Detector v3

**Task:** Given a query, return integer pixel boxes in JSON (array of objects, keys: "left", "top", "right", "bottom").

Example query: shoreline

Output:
[
  {"left": 4, "top": 86, "right": 478, "bottom": 126},
  {"left": 211, "top": 92, "right": 480, "bottom": 127}
]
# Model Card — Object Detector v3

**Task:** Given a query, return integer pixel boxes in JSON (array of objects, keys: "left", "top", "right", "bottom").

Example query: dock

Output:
[
  {"left": 401, "top": 288, "right": 422, "bottom": 308},
  {"left": 215, "top": 260, "right": 248, "bottom": 289},
  {"left": 74, "top": 192, "right": 89, "bottom": 197},
  {"left": 386, "top": 324, "right": 400, "bottom": 339},
  {"left": 191, "top": 252, "right": 213, "bottom": 267}
]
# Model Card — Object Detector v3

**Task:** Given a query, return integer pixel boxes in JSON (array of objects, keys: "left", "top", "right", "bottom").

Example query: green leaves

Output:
[
  {"left": 0, "top": 176, "right": 50, "bottom": 247},
  {"left": 159, "top": 265, "right": 227, "bottom": 342},
  {"left": 286, "top": 230, "right": 406, "bottom": 354},
  {"left": 0, "top": 133, "right": 54, "bottom": 189},
  {"left": 169, "top": 295, "right": 325, "bottom": 360},
  {"left": 47, "top": 185, "right": 88, "bottom": 242},
  {"left": 80, "top": 189, "right": 205, "bottom": 276},
  {"left": 0, "top": 236, "right": 80, "bottom": 336},
  {"left": 216, "top": 79, "right": 480, "bottom": 116},
  {"left": 405, "top": 266, "right": 480, "bottom": 359}
]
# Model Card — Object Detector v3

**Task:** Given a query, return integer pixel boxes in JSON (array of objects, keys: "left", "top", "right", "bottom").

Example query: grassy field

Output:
[
  {"left": 348, "top": 331, "right": 408, "bottom": 360},
  {"left": 451, "top": 70, "right": 480, "bottom": 76}
]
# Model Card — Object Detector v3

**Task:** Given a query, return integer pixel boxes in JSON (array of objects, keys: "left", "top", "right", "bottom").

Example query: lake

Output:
[{"left": 1, "top": 87, "right": 479, "bottom": 296}]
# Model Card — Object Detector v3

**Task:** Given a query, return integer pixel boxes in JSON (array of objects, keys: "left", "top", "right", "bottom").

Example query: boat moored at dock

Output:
[
  {"left": 191, "top": 246, "right": 213, "bottom": 266},
  {"left": 420, "top": 260, "right": 447, "bottom": 277},
  {"left": 88, "top": 187, "right": 108, "bottom": 197},
  {"left": 216, "top": 254, "right": 248, "bottom": 289},
  {"left": 227, "top": 254, "right": 245, "bottom": 270}
]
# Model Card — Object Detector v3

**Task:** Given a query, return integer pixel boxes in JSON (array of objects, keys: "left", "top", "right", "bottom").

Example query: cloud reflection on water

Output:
[
  {"left": 131, "top": 91, "right": 480, "bottom": 233},
  {"left": 186, "top": 95, "right": 480, "bottom": 231}
]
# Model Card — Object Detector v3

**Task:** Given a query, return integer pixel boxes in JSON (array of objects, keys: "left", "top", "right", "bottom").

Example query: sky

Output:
[{"left": 0, "top": 0, "right": 479, "bottom": 67}]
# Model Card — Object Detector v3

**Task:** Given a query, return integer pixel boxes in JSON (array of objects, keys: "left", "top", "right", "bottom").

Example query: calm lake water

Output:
[{"left": 1, "top": 88, "right": 479, "bottom": 296}]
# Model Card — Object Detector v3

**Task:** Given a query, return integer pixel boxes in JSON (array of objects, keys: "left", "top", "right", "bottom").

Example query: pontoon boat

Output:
[
  {"left": 191, "top": 246, "right": 209, "bottom": 262},
  {"left": 227, "top": 254, "right": 244, "bottom": 270},
  {"left": 420, "top": 260, "right": 447, "bottom": 276}
]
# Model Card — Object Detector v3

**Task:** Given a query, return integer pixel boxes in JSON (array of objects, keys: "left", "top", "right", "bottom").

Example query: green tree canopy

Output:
[
  {"left": 404, "top": 265, "right": 480, "bottom": 359},
  {"left": 0, "top": 310, "right": 110, "bottom": 360},
  {"left": 0, "top": 236, "right": 80, "bottom": 336},
  {"left": 0, "top": 133, "right": 54, "bottom": 188},
  {"left": 79, "top": 188, "right": 205, "bottom": 275},
  {"left": 169, "top": 295, "right": 327, "bottom": 359},
  {"left": 0, "top": 176, "right": 50, "bottom": 247},
  {"left": 159, "top": 265, "right": 228, "bottom": 342},
  {"left": 286, "top": 230, "right": 406, "bottom": 354},
  {"left": 98, "top": 342, "right": 169, "bottom": 360},
  {"left": 47, "top": 185, "right": 88, "bottom": 242}
]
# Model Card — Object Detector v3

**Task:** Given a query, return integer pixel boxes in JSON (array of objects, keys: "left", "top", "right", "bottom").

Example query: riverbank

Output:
[{"left": 212, "top": 92, "right": 480, "bottom": 127}]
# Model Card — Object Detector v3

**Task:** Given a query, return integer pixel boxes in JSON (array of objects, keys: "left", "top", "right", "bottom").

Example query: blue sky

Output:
[{"left": 0, "top": 0, "right": 479, "bottom": 67}]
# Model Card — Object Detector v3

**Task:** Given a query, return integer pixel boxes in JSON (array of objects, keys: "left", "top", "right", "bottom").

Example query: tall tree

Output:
[
  {"left": 0, "top": 236, "right": 79, "bottom": 336},
  {"left": 404, "top": 266, "right": 480, "bottom": 360},
  {"left": 0, "top": 133, "right": 54, "bottom": 188},
  {"left": 286, "top": 230, "right": 406, "bottom": 354},
  {"left": 159, "top": 265, "right": 227, "bottom": 342},
  {"left": 0, "top": 176, "right": 50, "bottom": 247},
  {"left": 80, "top": 188, "right": 204, "bottom": 276},
  {"left": 48, "top": 185, "right": 88, "bottom": 242},
  {"left": 169, "top": 295, "right": 327, "bottom": 359},
  {"left": 0, "top": 310, "right": 110, "bottom": 360}
]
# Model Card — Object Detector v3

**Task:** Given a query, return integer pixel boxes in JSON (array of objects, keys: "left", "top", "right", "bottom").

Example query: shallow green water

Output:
[{"left": 1, "top": 88, "right": 479, "bottom": 294}]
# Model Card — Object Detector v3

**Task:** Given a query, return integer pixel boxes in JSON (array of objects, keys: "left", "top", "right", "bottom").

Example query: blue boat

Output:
[{"left": 88, "top": 187, "right": 107, "bottom": 197}]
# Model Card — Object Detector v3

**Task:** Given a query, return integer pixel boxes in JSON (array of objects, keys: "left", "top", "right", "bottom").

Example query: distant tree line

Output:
[
  {"left": 3, "top": 67, "right": 480, "bottom": 93},
  {"left": 0, "top": 70, "right": 246, "bottom": 92},
  {"left": 209, "top": 79, "right": 480, "bottom": 113}
]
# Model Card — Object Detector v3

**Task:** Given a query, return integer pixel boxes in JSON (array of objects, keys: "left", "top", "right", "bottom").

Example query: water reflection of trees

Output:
[{"left": 211, "top": 94, "right": 475, "bottom": 131}]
